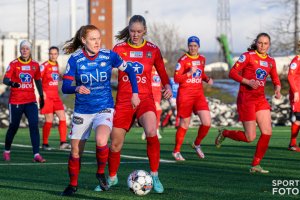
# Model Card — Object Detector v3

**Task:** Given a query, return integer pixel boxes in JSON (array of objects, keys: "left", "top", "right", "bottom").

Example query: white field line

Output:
[{"left": 0, "top": 143, "right": 175, "bottom": 164}]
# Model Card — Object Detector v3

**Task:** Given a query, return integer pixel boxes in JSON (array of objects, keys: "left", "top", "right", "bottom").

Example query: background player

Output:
[
  {"left": 40, "top": 46, "right": 70, "bottom": 150},
  {"left": 61, "top": 25, "right": 139, "bottom": 196},
  {"left": 215, "top": 32, "right": 281, "bottom": 173},
  {"left": 2, "top": 40, "right": 46, "bottom": 163},
  {"left": 142, "top": 67, "right": 162, "bottom": 140},
  {"left": 172, "top": 36, "right": 213, "bottom": 161},
  {"left": 287, "top": 40, "right": 300, "bottom": 152},
  {"left": 97, "top": 15, "right": 172, "bottom": 194}
]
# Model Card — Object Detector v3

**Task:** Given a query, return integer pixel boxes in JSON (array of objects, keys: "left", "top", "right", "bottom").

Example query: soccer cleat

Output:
[
  {"left": 250, "top": 165, "right": 269, "bottom": 174},
  {"left": 141, "top": 132, "right": 146, "bottom": 140},
  {"left": 95, "top": 175, "right": 118, "bottom": 191},
  {"left": 3, "top": 151, "right": 10, "bottom": 161},
  {"left": 96, "top": 173, "right": 109, "bottom": 191},
  {"left": 33, "top": 154, "right": 46, "bottom": 163},
  {"left": 288, "top": 145, "right": 300, "bottom": 152},
  {"left": 42, "top": 144, "right": 52, "bottom": 151},
  {"left": 61, "top": 185, "right": 77, "bottom": 196},
  {"left": 59, "top": 142, "right": 71, "bottom": 150},
  {"left": 215, "top": 127, "right": 226, "bottom": 148},
  {"left": 191, "top": 143, "right": 205, "bottom": 159},
  {"left": 172, "top": 152, "right": 185, "bottom": 161},
  {"left": 152, "top": 175, "right": 164, "bottom": 193},
  {"left": 157, "top": 130, "right": 162, "bottom": 139}
]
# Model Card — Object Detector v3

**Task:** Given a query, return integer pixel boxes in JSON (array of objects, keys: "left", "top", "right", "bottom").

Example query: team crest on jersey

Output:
[
  {"left": 192, "top": 61, "right": 201, "bottom": 66},
  {"left": 22, "top": 66, "right": 31, "bottom": 71},
  {"left": 238, "top": 55, "right": 246, "bottom": 63},
  {"left": 192, "top": 69, "right": 202, "bottom": 78},
  {"left": 175, "top": 63, "right": 181, "bottom": 71},
  {"left": 127, "top": 61, "right": 144, "bottom": 74},
  {"left": 130, "top": 51, "right": 143, "bottom": 58},
  {"left": 260, "top": 61, "right": 268, "bottom": 67},
  {"left": 19, "top": 73, "right": 32, "bottom": 83},
  {"left": 255, "top": 68, "right": 267, "bottom": 80},
  {"left": 290, "top": 62, "right": 297, "bottom": 70},
  {"left": 146, "top": 52, "right": 152, "bottom": 58},
  {"left": 51, "top": 73, "right": 59, "bottom": 81},
  {"left": 100, "top": 62, "right": 107, "bottom": 67},
  {"left": 153, "top": 75, "right": 161, "bottom": 83}
]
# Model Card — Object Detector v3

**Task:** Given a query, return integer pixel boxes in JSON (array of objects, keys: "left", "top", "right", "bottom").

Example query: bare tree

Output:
[
  {"left": 146, "top": 22, "right": 186, "bottom": 75},
  {"left": 269, "top": 0, "right": 299, "bottom": 55}
]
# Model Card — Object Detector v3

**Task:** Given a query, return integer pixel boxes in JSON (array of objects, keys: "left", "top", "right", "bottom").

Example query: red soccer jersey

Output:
[
  {"left": 4, "top": 58, "right": 41, "bottom": 104},
  {"left": 288, "top": 55, "right": 300, "bottom": 94},
  {"left": 151, "top": 67, "right": 162, "bottom": 96},
  {"left": 174, "top": 53, "right": 209, "bottom": 96},
  {"left": 113, "top": 40, "right": 169, "bottom": 102},
  {"left": 229, "top": 51, "right": 281, "bottom": 95},
  {"left": 40, "top": 60, "right": 60, "bottom": 94}
]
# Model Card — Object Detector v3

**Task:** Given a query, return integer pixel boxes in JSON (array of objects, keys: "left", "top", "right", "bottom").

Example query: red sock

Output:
[
  {"left": 290, "top": 123, "right": 300, "bottom": 146},
  {"left": 194, "top": 125, "right": 210, "bottom": 146},
  {"left": 58, "top": 120, "right": 67, "bottom": 143},
  {"left": 156, "top": 109, "right": 162, "bottom": 128},
  {"left": 252, "top": 134, "right": 271, "bottom": 166},
  {"left": 175, "top": 116, "right": 180, "bottom": 127},
  {"left": 42, "top": 122, "right": 52, "bottom": 145},
  {"left": 108, "top": 149, "right": 121, "bottom": 177},
  {"left": 223, "top": 130, "right": 248, "bottom": 142},
  {"left": 174, "top": 126, "right": 187, "bottom": 152},
  {"left": 96, "top": 145, "right": 109, "bottom": 174},
  {"left": 146, "top": 135, "right": 160, "bottom": 173},
  {"left": 162, "top": 113, "right": 171, "bottom": 127},
  {"left": 68, "top": 155, "right": 80, "bottom": 187}
]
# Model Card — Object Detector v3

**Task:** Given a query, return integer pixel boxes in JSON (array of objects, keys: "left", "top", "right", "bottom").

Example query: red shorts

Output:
[
  {"left": 237, "top": 92, "right": 270, "bottom": 121},
  {"left": 152, "top": 88, "right": 162, "bottom": 104},
  {"left": 177, "top": 94, "right": 209, "bottom": 118},
  {"left": 289, "top": 92, "right": 300, "bottom": 112},
  {"left": 113, "top": 97, "right": 156, "bottom": 131},
  {"left": 40, "top": 95, "right": 64, "bottom": 114}
]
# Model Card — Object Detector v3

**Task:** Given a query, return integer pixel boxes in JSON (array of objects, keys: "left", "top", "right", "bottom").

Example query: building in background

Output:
[{"left": 88, "top": 0, "right": 113, "bottom": 49}]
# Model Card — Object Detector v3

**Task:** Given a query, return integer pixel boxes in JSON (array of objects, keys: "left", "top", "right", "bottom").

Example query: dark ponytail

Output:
[
  {"left": 247, "top": 32, "right": 271, "bottom": 51},
  {"left": 63, "top": 25, "right": 99, "bottom": 54},
  {"left": 115, "top": 15, "right": 147, "bottom": 41}
]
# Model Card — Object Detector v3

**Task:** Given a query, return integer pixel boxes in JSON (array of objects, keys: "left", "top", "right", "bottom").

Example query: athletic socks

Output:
[
  {"left": 108, "top": 149, "right": 121, "bottom": 177},
  {"left": 68, "top": 155, "right": 80, "bottom": 187},
  {"left": 252, "top": 134, "right": 271, "bottom": 166},
  {"left": 96, "top": 145, "right": 109, "bottom": 174},
  {"left": 194, "top": 125, "right": 210, "bottom": 146},
  {"left": 42, "top": 122, "right": 52, "bottom": 145},
  {"left": 58, "top": 120, "right": 67, "bottom": 143},
  {"left": 290, "top": 123, "right": 300, "bottom": 146},
  {"left": 174, "top": 126, "right": 187, "bottom": 152},
  {"left": 146, "top": 135, "right": 160, "bottom": 173},
  {"left": 223, "top": 130, "right": 249, "bottom": 142}
]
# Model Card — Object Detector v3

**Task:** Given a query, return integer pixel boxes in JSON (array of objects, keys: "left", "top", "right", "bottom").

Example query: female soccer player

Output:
[
  {"left": 287, "top": 40, "right": 300, "bottom": 152},
  {"left": 2, "top": 40, "right": 46, "bottom": 163},
  {"left": 60, "top": 25, "right": 140, "bottom": 196},
  {"left": 40, "top": 46, "right": 70, "bottom": 150},
  {"left": 97, "top": 15, "right": 172, "bottom": 193},
  {"left": 172, "top": 36, "right": 213, "bottom": 161},
  {"left": 215, "top": 32, "right": 281, "bottom": 173}
]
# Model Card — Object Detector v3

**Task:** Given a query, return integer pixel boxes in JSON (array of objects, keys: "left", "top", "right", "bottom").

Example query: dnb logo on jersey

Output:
[
  {"left": 256, "top": 68, "right": 267, "bottom": 80},
  {"left": 128, "top": 61, "right": 144, "bottom": 74},
  {"left": 192, "top": 69, "right": 202, "bottom": 78},
  {"left": 51, "top": 73, "right": 59, "bottom": 81},
  {"left": 19, "top": 73, "right": 32, "bottom": 82}
]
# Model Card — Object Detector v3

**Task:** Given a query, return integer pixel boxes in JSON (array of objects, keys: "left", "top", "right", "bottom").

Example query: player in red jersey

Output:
[
  {"left": 215, "top": 33, "right": 281, "bottom": 173},
  {"left": 142, "top": 67, "right": 162, "bottom": 140},
  {"left": 40, "top": 46, "right": 70, "bottom": 151},
  {"left": 172, "top": 36, "right": 213, "bottom": 161},
  {"left": 96, "top": 15, "right": 172, "bottom": 193},
  {"left": 287, "top": 41, "right": 300, "bottom": 152},
  {"left": 2, "top": 40, "right": 46, "bottom": 162}
]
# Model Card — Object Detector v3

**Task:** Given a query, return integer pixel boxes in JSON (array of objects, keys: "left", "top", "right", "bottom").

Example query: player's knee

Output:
[
  {"left": 246, "top": 134, "right": 256, "bottom": 142},
  {"left": 145, "top": 127, "right": 157, "bottom": 137},
  {"left": 110, "top": 142, "right": 123, "bottom": 152}
]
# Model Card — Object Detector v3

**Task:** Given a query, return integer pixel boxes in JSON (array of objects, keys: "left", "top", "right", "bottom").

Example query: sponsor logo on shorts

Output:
[
  {"left": 98, "top": 109, "right": 112, "bottom": 114},
  {"left": 73, "top": 116, "right": 83, "bottom": 125}
]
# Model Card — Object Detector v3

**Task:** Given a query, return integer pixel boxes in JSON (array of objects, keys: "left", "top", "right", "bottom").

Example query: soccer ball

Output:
[{"left": 127, "top": 170, "right": 153, "bottom": 196}]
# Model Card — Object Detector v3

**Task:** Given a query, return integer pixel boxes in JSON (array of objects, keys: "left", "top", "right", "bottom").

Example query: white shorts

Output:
[{"left": 69, "top": 108, "right": 114, "bottom": 140}]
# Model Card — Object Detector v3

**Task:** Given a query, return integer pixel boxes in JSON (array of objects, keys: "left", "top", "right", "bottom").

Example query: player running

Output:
[
  {"left": 172, "top": 36, "right": 213, "bottom": 161},
  {"left": 215, "top": 33, "right": 281, "bottom": 173},
  {"left": 60, "top": 25, "right": 140, "bottom": 196},
  {"left": 95, "top": 15, "right": 172, "bottom": 194},
  {"left": 2, "top": 40, "right": 46, "bottom": 163},
  {"left": 287, "top": 40, "right": 300, "bottom": 152},
  {"left": 40, "top": 46, "right": 70, "bottom": 150},
  {"left": 142, "top": 67, "right": 163, "bottom": 140}
]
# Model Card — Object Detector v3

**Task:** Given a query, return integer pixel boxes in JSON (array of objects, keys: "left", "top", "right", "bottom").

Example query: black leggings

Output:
[{"left": 5, "top": 102, "right": 40, "bottom": 155}]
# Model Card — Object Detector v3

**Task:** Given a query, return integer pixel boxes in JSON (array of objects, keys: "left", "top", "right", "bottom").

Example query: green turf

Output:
[{"left": 0, "top": 126, "right": 299, "bottom": 200}]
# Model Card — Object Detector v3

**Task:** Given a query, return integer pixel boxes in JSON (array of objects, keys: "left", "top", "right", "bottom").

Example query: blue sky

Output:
[{"left": 0, "top": 0, "right": 287, "bottom": 53}]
